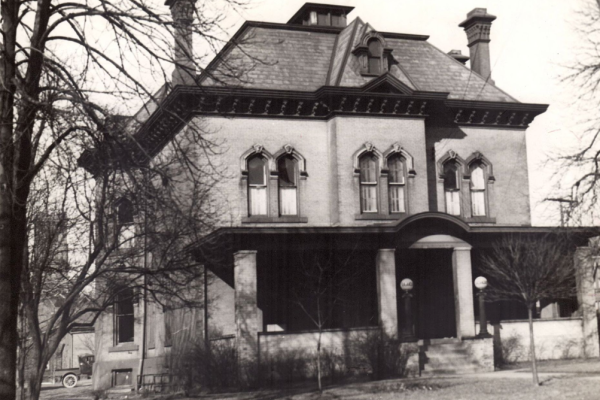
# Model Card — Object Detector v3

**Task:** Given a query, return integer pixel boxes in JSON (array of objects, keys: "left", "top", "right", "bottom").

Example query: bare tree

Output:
[
  {"left": 479, "top": 234, "right": 576, "bottom": 386},
  {"left": 548, "top": 0, "right": 600, "bottom": 224},
  {"left": 291, "top": 243, "right": 366, "bottom": 391},
  {"left": 0, "top": 0, "right": 260, "bottom": 397},
  {"left": 17, "top": 107, "right": 232, "bottom": 399}
]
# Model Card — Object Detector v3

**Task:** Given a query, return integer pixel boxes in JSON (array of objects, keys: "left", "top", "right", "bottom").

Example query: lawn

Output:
[
  {"left": 193, "top": 375, "right": 600, "bottom": 400},
  {"left": 40, "top": 360, "right": 600, "bottom": 400}
]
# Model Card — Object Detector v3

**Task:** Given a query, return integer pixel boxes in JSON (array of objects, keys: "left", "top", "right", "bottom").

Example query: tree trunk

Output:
[
  {"left": 0, "top": 182, "right": 17, "bottom": 399},
  {"left": 317, "top": 330, "right": 322, "bottom": 392},
  {"left": 527, "top": 306, "right": 539, "bottom": 386}
]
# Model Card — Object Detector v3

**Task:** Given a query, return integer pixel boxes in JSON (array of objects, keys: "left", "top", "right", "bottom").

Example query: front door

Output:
[{"left": 398, "top": 249, "right": 456, "bottom": 339}]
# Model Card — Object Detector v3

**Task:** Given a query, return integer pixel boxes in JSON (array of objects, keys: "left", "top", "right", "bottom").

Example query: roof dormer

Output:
[
  {"left": 287, "top": 2, "right": 354, "bottom": 28},
  {"left": 352, "top": 31, "right": 394, "bottom": 76}
]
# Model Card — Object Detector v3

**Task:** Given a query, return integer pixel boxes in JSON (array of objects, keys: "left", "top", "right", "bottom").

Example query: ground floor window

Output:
[{"left": 112, "top": 369, "right": 132, "bottom": 387}]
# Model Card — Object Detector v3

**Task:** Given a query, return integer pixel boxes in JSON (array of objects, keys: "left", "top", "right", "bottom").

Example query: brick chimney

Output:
[
  {"left": 459, "top": 8, "right": 496, "bottom": 83},
  {"left": 166, "top": 0, "right": 197, "bottom": 86}
]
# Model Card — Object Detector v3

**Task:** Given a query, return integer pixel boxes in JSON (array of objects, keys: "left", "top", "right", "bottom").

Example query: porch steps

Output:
[{"left": 418, "top": 339, "right": 488, "bottom": 376}]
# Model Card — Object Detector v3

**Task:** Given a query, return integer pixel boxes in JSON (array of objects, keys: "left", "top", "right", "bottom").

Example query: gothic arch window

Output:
[
  {"left": 466, "top": 152, "right": 494, "bottom": 218},
  {"left": 387, "top": 154, "right": 406, "bottom": 213},
  {"left": 359, "top": 152, "right": 379, "bottom": 213},
  {"left": 383, "top": 143, "right": 415, "bottom": 215},
  {"left": 241, "top": 145, "right": 275, "bottom": 217},
  {"left": 470, "top": 163, "right": 486, "bottom": 216},
  {"left": 278, "top": 155, "right": 298, "bottom": 216},
  {"left": 443, "top": 160, "right": 462, "bottom": 216},
  {"left": 273, "top": 145, "right": 307, "bottom": 218},
  {"left": 247, "top": 154, "right": 268, "bottom": 216}
]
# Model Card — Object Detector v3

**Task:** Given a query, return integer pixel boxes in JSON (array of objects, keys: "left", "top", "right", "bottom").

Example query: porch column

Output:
[
  {"left": 452, "top": 247, "right": 476, "bottom": 338},
  {"left": 234, "top": 250, "right": 259, "bottom": 378},
  {"left": 376, "top": 249, "right": 399, "bottom": 339},
  {"left": 575, "top": 246, "right": 600, "bottom": 357}
]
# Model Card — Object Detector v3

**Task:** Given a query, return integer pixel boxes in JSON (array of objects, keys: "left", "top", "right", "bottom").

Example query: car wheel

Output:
[{"left": 62, "top": 373, "right": 78, "bottom": 388}]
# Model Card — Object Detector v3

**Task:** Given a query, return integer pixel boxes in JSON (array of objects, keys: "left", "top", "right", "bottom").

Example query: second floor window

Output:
[
  {"left": 248, "top": 155, "right": 268, "bottom": 216},
  {"left": 115, "top": 287, "right": 134, "bottom": 344},
  {"left": 360, "top": 153, "right": 379, "bottom": 213},
  {"left": 388, "top": 155, "right": 406, "bottom": 213},
  {"left": 470, "top": 163, "right": 487, "bottom": 216},
  {"left": 278, "top": 156, "right": 298, "bottom": 216},
  {"left": 443, "top": 162, "right": 461, "bottom": 216}
]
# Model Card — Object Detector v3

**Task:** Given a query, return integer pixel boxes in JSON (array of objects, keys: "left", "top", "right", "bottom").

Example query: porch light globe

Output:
[
  {"left": 400, "top": 278, "right": 414, "bottom": 292},
  {"left": 474, "top": 276, "right": 488, "bottom": 290}
]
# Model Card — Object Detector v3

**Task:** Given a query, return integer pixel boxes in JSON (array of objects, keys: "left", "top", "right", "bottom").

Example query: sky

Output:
[{"left": 208, "top": 0, "right": 590, "bottom": 226}]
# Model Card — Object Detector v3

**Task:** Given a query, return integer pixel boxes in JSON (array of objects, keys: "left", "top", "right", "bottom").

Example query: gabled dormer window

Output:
[{"left": 368, "top": 39, "right": 383, "bottom": 75}]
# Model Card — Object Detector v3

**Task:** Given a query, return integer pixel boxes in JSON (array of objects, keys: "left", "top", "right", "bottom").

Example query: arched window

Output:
[
  {"left": 248, "top": 155, "right": 268, "bottom": 216},
  {"left": 443, "top": 161, "right": 461, "bottom": 216},
  {"left": 470, "top": 163, "right": 487, "bottom": 216},
  {"left": 278, "top": 155, "right": 298, "bottom": 216},
  {"left": 388, "top": 154, "right": 406, "bottom": 213},
  {"left": 367, "top": 39, "right": 383, "bottom": 75},
  {"left": 359, "top": 153, "right": 379, "bottom": 213}
]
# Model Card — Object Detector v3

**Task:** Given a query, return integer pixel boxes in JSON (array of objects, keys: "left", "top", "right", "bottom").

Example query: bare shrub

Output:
[{"left": 354, "top": 330, "right": 413, "bottom": 380}]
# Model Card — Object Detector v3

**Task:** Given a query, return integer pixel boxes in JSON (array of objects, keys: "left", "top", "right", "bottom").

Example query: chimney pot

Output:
[
  {"left": 459, "top": 8, "right": 496, "bottom": 83},
  {"left": 448, "top": 49, "right": 469, "bottom": 65},
  {"left": 167, "top": 0, "right": 197, "bottom": 86}
]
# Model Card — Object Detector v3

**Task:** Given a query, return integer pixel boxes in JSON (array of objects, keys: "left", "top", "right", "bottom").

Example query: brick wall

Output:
[{"left": 432, "top": 126, "right": 531, "bottom": 225}]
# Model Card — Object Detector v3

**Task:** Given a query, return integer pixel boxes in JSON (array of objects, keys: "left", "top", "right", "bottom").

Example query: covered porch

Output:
[{"left": 196, "top": 213, "right": 598, "bottom": 376}]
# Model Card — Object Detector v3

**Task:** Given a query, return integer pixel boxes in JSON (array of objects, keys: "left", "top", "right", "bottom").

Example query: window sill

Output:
[
  {"left": 355, "top": 213, "right": 407, "bottom": 221},
  {"left": 464, "top": 216, "right": 496, "bottom": 223},
  {"left": 242, "top": 216, "right": 308, "bottom": 223},
  {"left": 108, "top": 343, "right": 139, "bottom": 353}
]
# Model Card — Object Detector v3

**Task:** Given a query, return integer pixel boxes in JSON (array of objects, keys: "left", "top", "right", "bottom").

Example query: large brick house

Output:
[{"left": 85, "top": 2, "right": 600, "bottom": 390}]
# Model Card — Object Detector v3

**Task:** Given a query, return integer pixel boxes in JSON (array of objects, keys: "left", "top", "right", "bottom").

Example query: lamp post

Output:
[
  {"left": 475, "top": 276, "right": 492, "bottom": 338},
  {"left": 400, "top": 278, "right": 416, "bottom": 342}
]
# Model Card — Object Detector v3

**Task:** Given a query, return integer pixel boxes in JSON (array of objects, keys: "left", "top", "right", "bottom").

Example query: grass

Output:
[{"left": 41, "top": 360, "right": 600, "bottom": 400}]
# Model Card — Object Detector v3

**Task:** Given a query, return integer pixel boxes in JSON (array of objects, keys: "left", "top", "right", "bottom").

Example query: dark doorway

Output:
[{"left": 397, "top": 249, "right": 456, "bottom": 339}]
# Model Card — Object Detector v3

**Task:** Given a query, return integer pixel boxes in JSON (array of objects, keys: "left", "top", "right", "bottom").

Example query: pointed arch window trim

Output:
[
  {"left": 465, "top": 152, "right": 494, "bottom": 218},
  {"left": 241, "top": 145, "right": 309, "bottom": 223},
  {"left": 383, "top": 143, "right": 415, "bottom": 214},
  {"left": 438, "top": 151, "right": 466, "bottom": 217}
]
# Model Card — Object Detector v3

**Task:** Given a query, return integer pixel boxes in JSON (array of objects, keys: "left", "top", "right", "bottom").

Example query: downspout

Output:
[{"left": 138, "top": 171, "right": 149, "bottom": 391}]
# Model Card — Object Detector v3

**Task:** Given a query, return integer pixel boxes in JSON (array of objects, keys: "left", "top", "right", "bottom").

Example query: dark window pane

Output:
[
  {"left": 116, "top": 199, "right": 133, "bottom": 224},
  {"left": 117, "top": 315, "right": 134, "bottom": 343},
  {"left": 248, "top": 156, "right": 266, "bottom": 185},
  {"left": 278, "top": 156, "right": 297, "bottom": 187},
  {"left": 115, "top": 287, "right": 134, "bottom": 343},
  {"left": 317, "top": 13, "right": 328, "bottom": 25},
  {"left": 113, "top": 369, "right": 132, "bottom": 386},
  {"left": 443, "top": 162, "right": 459, "bottom": 190},
  {"left": 116, "top": 288, "right": 134, "bottom": 314},
  {"left": 359, "top": 154, "right": 378, "bottom": 183},
  {"left": 368, "top": 39, "right": 383, "bottom": 57}
]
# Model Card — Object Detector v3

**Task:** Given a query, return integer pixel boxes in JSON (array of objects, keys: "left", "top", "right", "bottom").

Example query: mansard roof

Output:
[{"left": 200, "top": 16, "right": 516, "bottom": 103}]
